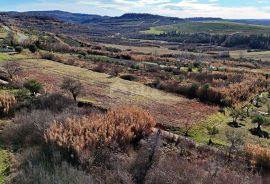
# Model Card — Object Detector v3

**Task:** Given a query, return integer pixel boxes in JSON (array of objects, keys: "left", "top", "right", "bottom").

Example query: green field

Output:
[
  {"left": 0, "top": 53, "right": 28, "bottom": 62},
  {"left": 144, "top": 21, "right": 270, "bottom": 35},
  {"left": 230, "top": 50, "right": 270, "bottom": 62},
  {"left": 185, "top": 93, "right": 270, "bottom": 147},
  {"left": 0, "top": 149, "right": 9, "bottom": 184}
]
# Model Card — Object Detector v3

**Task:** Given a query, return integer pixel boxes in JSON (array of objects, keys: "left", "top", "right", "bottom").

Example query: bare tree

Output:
[
  {"left": 225, "top": 129, "right": 244, "bottom": 160},
  {"left": 3, "top": 60, "right": 22, "bottom": 81},
  {"left": 183, "top": 119, "right": 194, "bottom": 137},
  {"left": 61, "top": 78, "right": 82, "bottom": 102}
]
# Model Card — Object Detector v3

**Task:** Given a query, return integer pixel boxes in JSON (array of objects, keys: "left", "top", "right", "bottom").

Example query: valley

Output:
[{"left": 0, "top": 10, "right": 270, "bottom": 184}]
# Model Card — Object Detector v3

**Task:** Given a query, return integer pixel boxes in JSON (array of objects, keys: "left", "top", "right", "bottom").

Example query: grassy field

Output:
[
  {"left": 183, "top": 93, "right": 270, "bottom": 147},
  {"left": 102, "top": 43, "right": 208, "bottom": 56},
  {"left": 0, "top": 52, "right": 28, "bottom": 62},
  {"left": 0, "top": 119, "right": 11, "bottom": 184},
  {"left": 144, "top": 21, "right": 270, "bottom": 35},
  {"left": 103, "top": 43, "right": 181, "bottom": 55},
  {"left": 18, "top": 58, "right": 218, "bottom": 127},
  {"left": 230, "top": 50, "right": 270, "bottom": 62}
]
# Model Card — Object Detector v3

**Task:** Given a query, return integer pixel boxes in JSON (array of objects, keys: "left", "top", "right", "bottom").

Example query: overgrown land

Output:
[{"left": 0, "top": 11, "right": 270, "bottom": 183}]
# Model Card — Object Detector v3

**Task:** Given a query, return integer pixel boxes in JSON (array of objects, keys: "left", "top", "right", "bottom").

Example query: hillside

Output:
[
  {"left": 144, "top": 21, "right": 270, "bottom": 35},
  {"left": 1, "top": 8, "right": 270, "bottom": 183}
]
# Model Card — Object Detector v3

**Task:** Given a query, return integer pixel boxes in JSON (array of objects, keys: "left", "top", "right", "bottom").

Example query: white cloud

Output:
[{"left": 11, "top": 0, "right": 270, "bottom": 19}]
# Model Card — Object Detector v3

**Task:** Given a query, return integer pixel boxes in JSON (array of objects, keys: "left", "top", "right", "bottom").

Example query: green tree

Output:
[
  {"left": 229, "top": 107, "right": 242, "bottom": 124},
  {"left": 252, "top": 115, "right": 270, "bottom": 132},
  {"left": 245, "top": 104, "right": 253, "bottom": 117},
  {"left": 207, "top": 126, "right": 219, "bottom": 145},
  {"left": 23, "top": 80, "right": 42, "bottom": 96},
  {"left": 254, "top": 95, "right": 262, "bottom": 107}
]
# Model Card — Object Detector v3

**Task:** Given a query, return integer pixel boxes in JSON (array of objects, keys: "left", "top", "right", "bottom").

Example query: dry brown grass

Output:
[
  {"left": 245, "top": 144, "right": 270, "bottom": 170},
  {"left": 0, "top": 92, "right": 16, "bottom": 113},
  {"left": 45, "top": 107, "right": 155, "bottom": 153}
]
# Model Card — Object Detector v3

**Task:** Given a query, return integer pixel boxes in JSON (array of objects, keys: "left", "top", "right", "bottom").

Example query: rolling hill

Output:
[{"left": 144, "top": 21, "right": 270, "bottom": 35}]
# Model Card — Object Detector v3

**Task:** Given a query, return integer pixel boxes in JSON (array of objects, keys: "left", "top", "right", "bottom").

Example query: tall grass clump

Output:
[
  {"left": 0, "top": 92, "right": 16, "bottom": 114},
  {"left": 45, "top": 107, "right": 155, "bottom": 154}
]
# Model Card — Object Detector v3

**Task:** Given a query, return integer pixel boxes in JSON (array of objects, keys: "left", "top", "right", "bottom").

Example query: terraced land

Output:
[{"left": 18, "top": 58, "right": 218, "bottom": 127}]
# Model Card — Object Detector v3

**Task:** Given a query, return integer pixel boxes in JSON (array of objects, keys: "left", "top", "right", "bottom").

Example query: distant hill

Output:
[
  {"left": 6, "top": 10, "right": 109, "bottom": 24},
  {"left": 117, "top": 13, "right": 183, "bottom": 21},
  {"left": 231, "top": 19, "right": 270, "bottom": 26},
  {"left": 26, "top": 10, "right": 107, "bottom": 23}
]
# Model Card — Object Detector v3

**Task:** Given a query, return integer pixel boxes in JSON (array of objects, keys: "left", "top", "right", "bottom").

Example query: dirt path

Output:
[{"left": 21, "top": 59, "right": 218, "bottom": 127}]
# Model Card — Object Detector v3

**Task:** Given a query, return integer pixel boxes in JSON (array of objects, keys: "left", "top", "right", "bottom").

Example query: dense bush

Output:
[
  {"left": 93, "top": 63, "right": 106, "bottom": 73},
  {"left": 28, "top": 44, "right": 38, "bottom": 53},
  {"left": 1, "top": 110, "right": 54, "bottom": 149},
  {"left": 120, "top": 74, "right": 139, "bottom": 81},
  {"left": 15, "top": 46, "right": 23, "bottom": 53},
  {"left": 40, "top": 52, "right": 62, "bottom": 62},
  {"left": 23, "top": 80, "right": 42, "bottom": 96}
]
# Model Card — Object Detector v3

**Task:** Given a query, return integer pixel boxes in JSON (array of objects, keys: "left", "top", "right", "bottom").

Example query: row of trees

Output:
[{"left": 137, "top": 32, "right": 270, "bottom": 49}]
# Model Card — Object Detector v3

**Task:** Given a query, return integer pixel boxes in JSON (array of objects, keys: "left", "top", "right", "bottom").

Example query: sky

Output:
[{"left": 1, "top": 0, "right": 270, "bottom": 19}]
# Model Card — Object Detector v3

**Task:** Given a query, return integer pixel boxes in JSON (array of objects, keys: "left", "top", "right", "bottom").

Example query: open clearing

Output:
[
  {"left": 102, "top": 43, "right": 182, "bottom": 55},
  {"left": 19, "top": 58, "right": 218, "bottom": 127},
  {"left": 230, "top": 50, "right": 270, "bottom": 62}
]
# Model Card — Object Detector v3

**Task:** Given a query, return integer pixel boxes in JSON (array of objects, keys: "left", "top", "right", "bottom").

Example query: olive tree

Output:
[
  {"left": 229, "top": 107, "right": 242, "bottom": 125},
  {"left": 61, "top": 78, "right": 82, "bottom": 102},
  {"left": 207, "top": 126, "right": 219, "bottom": 145},
  {"left": 225, "top": 129, "right": 244, "bottom": 159},
  {"left": 252, "top": 115, "right": 270, "bottom": 133}
]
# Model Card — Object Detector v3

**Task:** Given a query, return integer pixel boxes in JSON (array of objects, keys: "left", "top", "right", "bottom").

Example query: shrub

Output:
[
  {"left": 28, "top": 44, "right": 38, "bottom": 53},
  {"left": 45, "top": 107, "right": 155, "bottom": 155},
  {"left": 120, "top": 74, "right": 139, "bottom": 81},
  {"left": 23, "top": 80, "right": 42, "bottom": 96},
  {"left": 15, "top": 46, "right": 23, "bottom": 53},
  {"left": 9, "top": 154, "right": 94, "bottom": 184},
  {"left": 31, "top": 93, "right": 75, "bottom": 112},
  {"left": 40, "top": 52, "right": 61, "bottom": 62},
  {"left": 188, "top": 83, "right": 199, "bottom": 98},
  {"left": 14, "top": 88, "right": 29, "bottom": 101},
  {"left": 1, "top": 110, "right": 54, "bottom": 149},
  {"left": 93, "top": 63, "right": 105, "bottom": 73}
]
